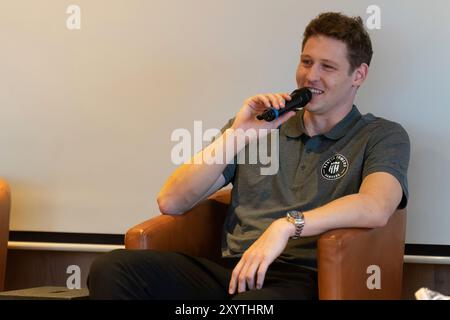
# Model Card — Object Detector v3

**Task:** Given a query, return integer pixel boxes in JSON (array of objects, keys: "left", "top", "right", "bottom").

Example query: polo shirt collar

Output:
[
  {"left": 324, "top": 105, "right": 362, "bottom": 140},
  {"left": 281, "top": 105, "right": 361, "bottom": 140}
]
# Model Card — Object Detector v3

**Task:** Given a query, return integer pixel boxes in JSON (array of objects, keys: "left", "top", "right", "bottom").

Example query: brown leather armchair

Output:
[
  {"left": 0, "top": 179, "right": 11, "bottom": 292},
  {"left": 125, "top": 189, "right": 406, "bottom": 299}
]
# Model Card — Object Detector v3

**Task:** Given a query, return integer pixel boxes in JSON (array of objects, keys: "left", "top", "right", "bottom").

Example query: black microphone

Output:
[{"left": 256, "top": 88, "right": 312, "bottom": 122}]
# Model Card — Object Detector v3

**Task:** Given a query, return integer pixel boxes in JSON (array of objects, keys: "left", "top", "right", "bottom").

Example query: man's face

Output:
[{"left": 296, "top": 35, "right": 365, "bottom": 115}]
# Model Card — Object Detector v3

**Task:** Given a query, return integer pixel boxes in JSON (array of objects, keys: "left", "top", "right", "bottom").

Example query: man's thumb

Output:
[{"left": 273, "top": 111, "right": 296, "bottom": 128}]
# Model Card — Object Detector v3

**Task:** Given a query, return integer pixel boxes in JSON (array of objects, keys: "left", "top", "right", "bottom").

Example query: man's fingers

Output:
[
  {"left": 256, "top": 261, "right": 269, "bottom": 289},
  {"left": 281, "top": 92, "right": 292, "bottom": 101},
  {"left": 255, "top": 95, "right": 272, "bottom": 108},
  {"left": 266, "top": 94, "right": 282, "bottom": 109},
  {"left": 248, "top": 93, "right": 291, "bottom": 111},
  {"left": 229, "top": 259, "right": 244, "bottom": 294},
  {"left": 244, "top": 260, "right": 261, "bottom": 290},
  {"left": 237, "top": 261, "right": 251, "bottom": 293},
  {"left": 275, "top": 93, "right": 287, "bottom": 108},
  {"left": 230, "top": 255, "right": 268, "bottom": 294}
]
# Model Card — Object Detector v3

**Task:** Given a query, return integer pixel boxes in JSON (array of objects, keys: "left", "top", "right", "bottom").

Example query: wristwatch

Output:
[{"left": 286, "top": 210, "right": 305, "bottom": 240}]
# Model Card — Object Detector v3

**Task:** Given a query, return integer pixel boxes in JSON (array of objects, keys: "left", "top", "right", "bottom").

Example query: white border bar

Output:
[{"left": 8, "top": 241, "right": 125, "bottom": 253}]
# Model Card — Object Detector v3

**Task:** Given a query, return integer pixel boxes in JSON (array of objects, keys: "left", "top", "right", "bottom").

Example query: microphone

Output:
[{"left": 256, "top": 88, "right": 312, "bottom": 122}]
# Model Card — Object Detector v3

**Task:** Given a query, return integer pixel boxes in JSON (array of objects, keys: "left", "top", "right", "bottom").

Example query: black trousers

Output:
[{"left": 88, "top": 249, "right": 318, "bottom": 300}]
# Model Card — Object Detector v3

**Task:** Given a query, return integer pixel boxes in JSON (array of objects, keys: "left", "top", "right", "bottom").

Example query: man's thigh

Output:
[
  {"left": 89, "top": 249, "right": 232, "bottom": 299},
  {"left": 230, "top": 263, "right": 318, "bottom": 300}
]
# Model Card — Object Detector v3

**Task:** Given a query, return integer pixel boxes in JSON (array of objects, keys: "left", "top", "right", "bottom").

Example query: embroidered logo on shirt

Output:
[{"left": 321, "top": 154, "right": 349, "bottom": 180}]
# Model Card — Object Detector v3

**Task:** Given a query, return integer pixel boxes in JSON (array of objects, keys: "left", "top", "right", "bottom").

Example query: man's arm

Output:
[
  {"left": 299, "top": 171, "right": 403, "bottom": 236},
  {"left": 157, "top": 129, "right": 238, "bottom": 215},
  {"left": 228, "top": 171, "right": 403, "bottom": 294},
  {"left": 157, "top": 92, "right": 296, "bottom": 215}
]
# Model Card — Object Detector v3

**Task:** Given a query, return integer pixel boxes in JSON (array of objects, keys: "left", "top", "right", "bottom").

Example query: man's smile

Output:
[{"left": 306, "top": 87, "right": 325, "bottom": 95}]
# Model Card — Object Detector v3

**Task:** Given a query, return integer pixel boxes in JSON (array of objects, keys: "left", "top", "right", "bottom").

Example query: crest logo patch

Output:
[{"left": 321, "top": 154, "right": 349, "bottom": 180}]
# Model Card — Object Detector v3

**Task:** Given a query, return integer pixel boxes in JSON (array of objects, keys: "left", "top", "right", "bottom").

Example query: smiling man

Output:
[{"left": 89, "top": 12, "right": 410, "bottom": 300}]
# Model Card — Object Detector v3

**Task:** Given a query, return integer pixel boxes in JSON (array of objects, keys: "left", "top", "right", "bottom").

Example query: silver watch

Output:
[{"left": 286, "top": 210, "right": 305, "bottom": 240}]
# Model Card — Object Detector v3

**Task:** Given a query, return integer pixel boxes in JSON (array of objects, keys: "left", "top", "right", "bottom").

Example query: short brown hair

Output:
[{"left": 302, "top": 12, "right": 373, "bottom": 73}]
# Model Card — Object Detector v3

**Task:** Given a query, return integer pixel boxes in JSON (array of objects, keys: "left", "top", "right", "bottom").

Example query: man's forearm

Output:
[
  {"left": 300, "top": 193, "right": 390, "bottom": 236},
  {"left": 280, "top": 193, "right": 392, "bottom": 238},
  {"left": 157, "top": 129, "right": 244, "bottom": 214},
  {"left": 277, "top": 172, "right": 403, "bottom": 239}
]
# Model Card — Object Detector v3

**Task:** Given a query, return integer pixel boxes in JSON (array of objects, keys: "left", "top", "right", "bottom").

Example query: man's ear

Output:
[{"left": 352, "top": 63, "right": 369, "bottom": 87}]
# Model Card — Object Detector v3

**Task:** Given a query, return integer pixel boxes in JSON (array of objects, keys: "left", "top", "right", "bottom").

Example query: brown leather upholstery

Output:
[
  {"left": 317, "top": 209, "right": 406, "bottom": 299},
  {"left": 125, "top": 189, "right": 406, "bottom": 300},
  {"left": 125, "top": 190, "right": 230, "bottom": 262},
  {"left": 0, "top": 179, "right": 11, "bottom": 292}
]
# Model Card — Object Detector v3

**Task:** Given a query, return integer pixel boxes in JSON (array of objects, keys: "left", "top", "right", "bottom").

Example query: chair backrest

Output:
[{"left": 0, "top": 179, "right": 11, "bottom": 291}]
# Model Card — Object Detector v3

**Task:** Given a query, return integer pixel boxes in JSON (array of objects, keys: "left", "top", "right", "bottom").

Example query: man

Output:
[{"left": 88, "top": 12, "right": 409, "bottom": 300}]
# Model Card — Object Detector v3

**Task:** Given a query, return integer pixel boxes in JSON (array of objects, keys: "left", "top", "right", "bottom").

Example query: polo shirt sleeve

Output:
[
  {"left": 362, "top": 121, "right": 410, "bottom": 209},
  {"left": 218, "top": 118, "right": 237, "bottom": 186}
]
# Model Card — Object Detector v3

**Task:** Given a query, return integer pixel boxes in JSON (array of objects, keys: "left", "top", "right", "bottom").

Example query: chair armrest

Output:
[
  {"left": 125, "top": 189, "right": 231, "bottom": 261},
  {"left": 317, "top": 209, "right": 406, "bottom": 300},
  {"left": 0, "top": 178, "right": 11, "bottom": 291}
]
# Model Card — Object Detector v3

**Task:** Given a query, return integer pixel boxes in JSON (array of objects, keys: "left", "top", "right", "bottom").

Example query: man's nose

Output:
[{"left": 305, "top": 65, "right": 320, "bottom": 83}]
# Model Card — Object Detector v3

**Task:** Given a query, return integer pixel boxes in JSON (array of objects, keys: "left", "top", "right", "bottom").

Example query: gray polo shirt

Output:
[{"left": 219, "top": 105, "right": 410, "bottom": 270}]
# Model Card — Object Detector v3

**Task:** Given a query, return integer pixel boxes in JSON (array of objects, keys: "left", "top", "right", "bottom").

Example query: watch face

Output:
[{"left": 288, "top": 210, "right": 302, "bottom": 219}]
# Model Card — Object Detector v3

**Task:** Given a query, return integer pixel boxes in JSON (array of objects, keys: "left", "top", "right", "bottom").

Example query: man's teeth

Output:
[{"left": 308, "top": 88, "right": 324, "bottom": 94}]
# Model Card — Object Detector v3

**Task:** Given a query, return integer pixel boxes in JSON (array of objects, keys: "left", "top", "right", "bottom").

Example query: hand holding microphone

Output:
[
  {"left": 256, "top": 88, "right": 312, "bottom": 122},
  {"left": 231, "top": 88, "right": 312, "bottom": 136}
]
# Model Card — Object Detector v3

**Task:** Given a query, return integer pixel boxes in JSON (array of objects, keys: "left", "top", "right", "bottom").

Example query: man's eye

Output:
[
  {"left": 302, "top": 60, "right": 312, "bottom": 66},
  {"left": 323, "top": 64, "right": 335, "bottom": 70}
]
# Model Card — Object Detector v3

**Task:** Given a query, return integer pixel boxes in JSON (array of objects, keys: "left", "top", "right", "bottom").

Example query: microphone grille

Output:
[{"left": 291, "top": 87, "right": 312, "bottom": 102}]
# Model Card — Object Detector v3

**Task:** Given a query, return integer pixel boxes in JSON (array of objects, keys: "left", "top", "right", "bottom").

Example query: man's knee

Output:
[
  {"left": 88, "top": 249, "right": 140, "bottom": 299},
  {"left": 89, "top": 249, "right": 127, "bottom": 281},
  {"left": 88, "top": 249, "right": 177, "bottom": 299}
]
